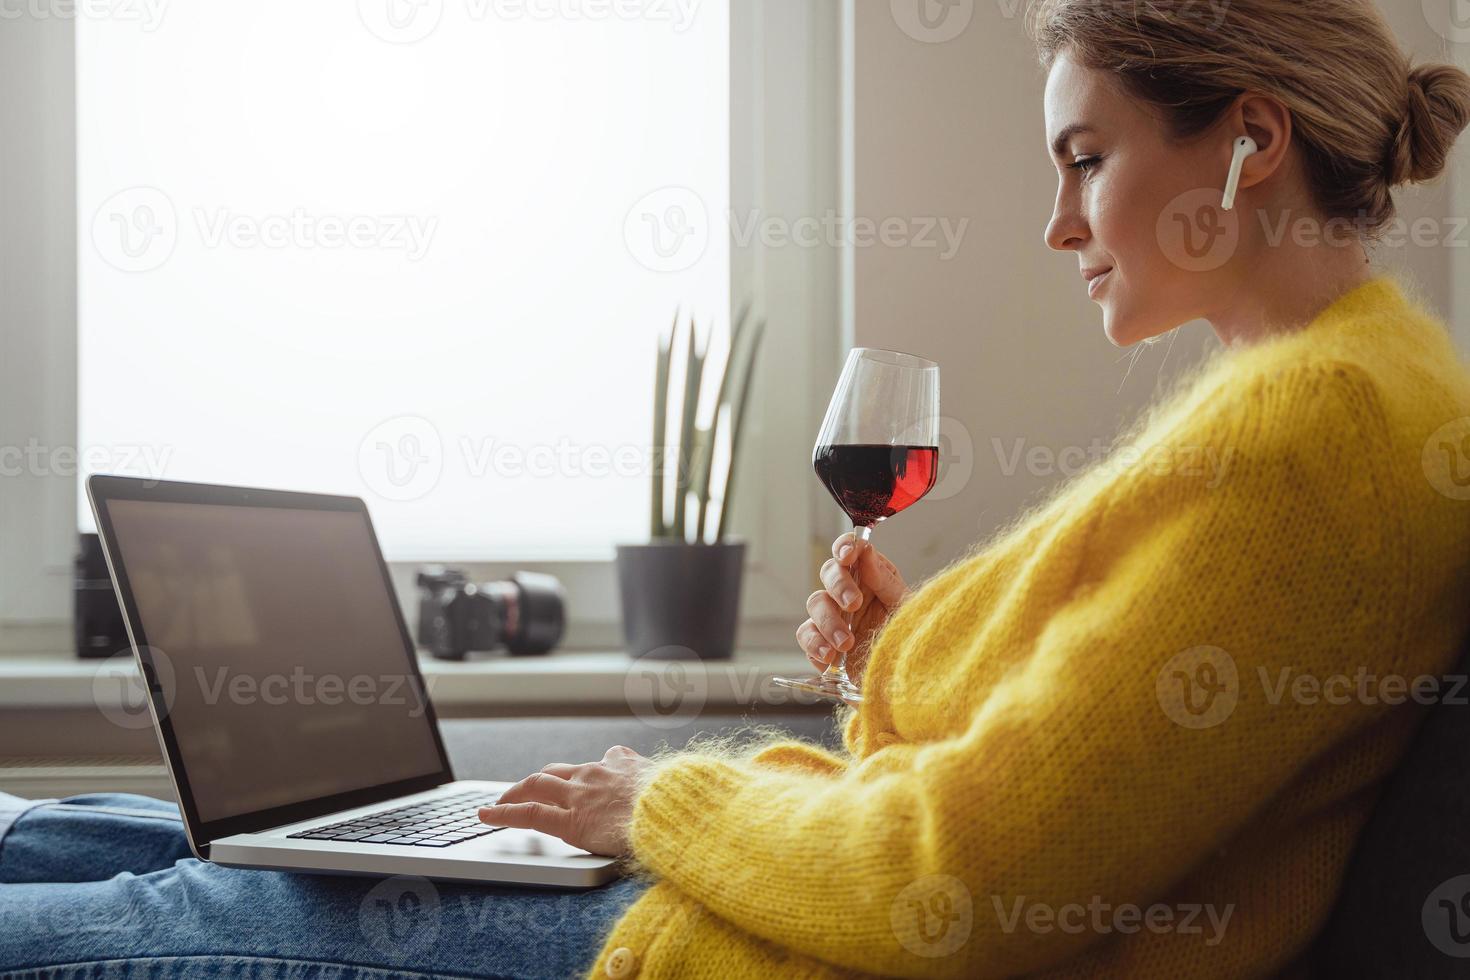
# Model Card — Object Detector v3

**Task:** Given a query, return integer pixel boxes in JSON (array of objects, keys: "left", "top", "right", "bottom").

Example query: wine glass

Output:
[{"left": 774, "top": 348, "right": 940, "bottom": 704}]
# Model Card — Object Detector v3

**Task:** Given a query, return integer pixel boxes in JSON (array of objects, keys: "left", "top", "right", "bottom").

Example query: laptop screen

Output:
[{"left": 104, "top": 496, "right": 446, "bottom": 825}]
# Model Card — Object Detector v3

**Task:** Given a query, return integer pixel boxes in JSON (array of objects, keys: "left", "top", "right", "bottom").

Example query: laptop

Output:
[{"left": 86, "top": 474, "right": 619, "bottom": 888}]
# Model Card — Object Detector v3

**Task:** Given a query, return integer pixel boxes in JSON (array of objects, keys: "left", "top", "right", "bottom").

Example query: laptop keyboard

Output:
[{"left": 286, "top": 789, "right": 505, "bottom": 848}]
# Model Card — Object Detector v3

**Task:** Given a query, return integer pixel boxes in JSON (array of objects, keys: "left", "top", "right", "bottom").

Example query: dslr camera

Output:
[{"left": 415, "top": 566, "right": 566, "bottom": 660}]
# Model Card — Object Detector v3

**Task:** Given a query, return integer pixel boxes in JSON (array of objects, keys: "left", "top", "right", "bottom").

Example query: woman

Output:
[{"left": 7, "top": 0, "right": 1470, "bottom": 976}]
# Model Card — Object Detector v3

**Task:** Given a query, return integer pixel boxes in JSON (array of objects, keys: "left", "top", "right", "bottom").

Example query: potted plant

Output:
[{"left": 615, "top": 303, "right": 766, "bottom": 661}]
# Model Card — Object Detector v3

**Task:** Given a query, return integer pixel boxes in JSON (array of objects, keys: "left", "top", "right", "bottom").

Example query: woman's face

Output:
[{"left": 1043, "top": 53, "right": 1237, "bottom": 346}]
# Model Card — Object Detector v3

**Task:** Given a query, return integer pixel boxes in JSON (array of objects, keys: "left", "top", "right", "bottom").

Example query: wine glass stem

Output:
[{"left": 823, "top": 523, "right": 873, "bottom": 681}]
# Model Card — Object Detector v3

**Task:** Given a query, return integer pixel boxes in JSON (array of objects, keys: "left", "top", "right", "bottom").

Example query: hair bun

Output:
[{"left": 1388, "top": 63, "right": 1470, "bottom": 185}]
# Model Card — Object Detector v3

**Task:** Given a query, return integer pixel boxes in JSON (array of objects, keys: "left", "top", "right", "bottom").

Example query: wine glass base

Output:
[{"left": 772, "top": 673, "right": 864, "bottom": 705}]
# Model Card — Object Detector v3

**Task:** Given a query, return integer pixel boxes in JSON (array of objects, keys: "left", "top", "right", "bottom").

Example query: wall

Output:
[
  {"left": 0, "top": 10, "right": 77, "bottom": 627},
  {"left": 848, "top": 0, "right": 1470, "bottom": 586}
]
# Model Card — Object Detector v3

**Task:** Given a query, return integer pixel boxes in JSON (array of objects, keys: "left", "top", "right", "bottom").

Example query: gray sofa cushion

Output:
[{"left": 441, "top": 713, "right": 845, "bottom": 784}]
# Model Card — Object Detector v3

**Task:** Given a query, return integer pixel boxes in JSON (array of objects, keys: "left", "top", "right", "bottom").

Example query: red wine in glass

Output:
[
  {"left": 774, "top": 348, "right": 941, "bottom": 705},
  {"left": 814, "top": 444, "right": 940, "bottom": 527}
]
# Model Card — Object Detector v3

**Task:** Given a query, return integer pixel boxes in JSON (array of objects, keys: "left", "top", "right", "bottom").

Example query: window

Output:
[
  {"left": 2, "top": 0, "right": 839, "bottom": 642},
  {"left": 77, "top": 1, "right": 730, "bottom": 560}
]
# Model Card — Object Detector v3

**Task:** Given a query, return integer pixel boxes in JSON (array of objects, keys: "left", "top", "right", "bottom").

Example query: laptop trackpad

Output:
[{"left": 480, "top": 828, "right": 591, "bottom": 859}]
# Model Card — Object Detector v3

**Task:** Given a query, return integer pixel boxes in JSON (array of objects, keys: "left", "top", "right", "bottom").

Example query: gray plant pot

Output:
[{"left": 615, "top": 539, "right": 746, "bottom": 661}]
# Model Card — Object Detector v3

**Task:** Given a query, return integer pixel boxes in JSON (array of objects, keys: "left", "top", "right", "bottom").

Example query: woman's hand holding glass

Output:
[{"left": 796, "top": 531, "right": 907, "bottom": 686}]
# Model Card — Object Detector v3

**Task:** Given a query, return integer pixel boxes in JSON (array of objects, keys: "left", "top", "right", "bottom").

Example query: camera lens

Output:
[{"left": 505, "top": 572, "right": 566, "bottom": 655}]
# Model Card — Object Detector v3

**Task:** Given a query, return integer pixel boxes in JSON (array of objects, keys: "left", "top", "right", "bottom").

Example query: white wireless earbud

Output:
[{"left": 1221, "top": 136, "right": 1258, "bottom": 211}]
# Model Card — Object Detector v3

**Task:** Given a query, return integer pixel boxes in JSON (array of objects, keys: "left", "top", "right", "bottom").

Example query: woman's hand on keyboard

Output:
[{"left": 478, "top": 744, "right": 650, "bottom": 857}]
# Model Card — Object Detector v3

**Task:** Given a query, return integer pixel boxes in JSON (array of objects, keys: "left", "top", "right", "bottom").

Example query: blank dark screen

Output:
[{"left": 105, "top": 498, "right": 444, "bottom": 824}]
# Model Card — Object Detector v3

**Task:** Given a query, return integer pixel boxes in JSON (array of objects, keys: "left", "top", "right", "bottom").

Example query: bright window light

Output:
[{"left": 77, "top": 0, "right": 729, "bottom": 560}]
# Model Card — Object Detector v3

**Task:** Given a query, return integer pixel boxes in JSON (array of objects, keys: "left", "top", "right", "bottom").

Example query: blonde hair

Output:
[{"left": 1027, "top": 0, "right": 1470, "bottom": 235}]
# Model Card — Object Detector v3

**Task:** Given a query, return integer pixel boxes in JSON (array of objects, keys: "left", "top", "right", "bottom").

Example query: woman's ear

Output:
[{"left": 1229, "top": 94, "right": 1293, "bottom": 190}]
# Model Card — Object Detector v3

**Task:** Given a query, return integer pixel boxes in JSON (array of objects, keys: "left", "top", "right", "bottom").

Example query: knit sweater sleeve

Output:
[{"left": 627, "top": 362, "right": 1413, "bottom": 978}]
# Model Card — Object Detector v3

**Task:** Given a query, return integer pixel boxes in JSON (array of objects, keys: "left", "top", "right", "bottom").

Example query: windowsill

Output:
[{"left": 0, "top": 648, "right": 823, "bottom": 714}]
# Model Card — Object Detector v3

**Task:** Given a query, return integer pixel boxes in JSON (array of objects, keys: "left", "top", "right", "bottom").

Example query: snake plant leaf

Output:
[
  {"left": 716, "top": 316, "right": 766, "bottom": 543},
  {"left": 687, "top": 423, "right": 713, "bottom": 541},
  {"left": 694, "top": 301, "right": 752, "bottom": 543},
  {"left": 650, "top": 311, "right": 674, "bottom": 539},
  {"left": 671, "top": 315, "right": 706, "bottom": 541}
]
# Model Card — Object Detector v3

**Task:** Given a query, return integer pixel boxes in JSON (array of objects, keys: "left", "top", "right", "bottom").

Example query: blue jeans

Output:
[{"left": 0, "top": 792, "right": 648, "bottom": 979}]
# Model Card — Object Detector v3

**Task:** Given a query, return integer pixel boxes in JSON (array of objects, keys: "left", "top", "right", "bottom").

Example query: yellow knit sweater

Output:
[{"left": 589, "top": 276, "right": 1470, "bottom": 979}]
